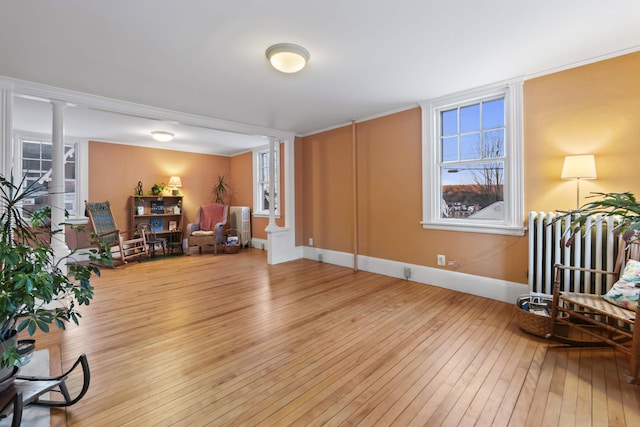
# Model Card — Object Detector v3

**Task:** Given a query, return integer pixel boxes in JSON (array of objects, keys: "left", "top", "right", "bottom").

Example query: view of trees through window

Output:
[{"left": 440, "top": 97, "right": 505, "bottom": 220}]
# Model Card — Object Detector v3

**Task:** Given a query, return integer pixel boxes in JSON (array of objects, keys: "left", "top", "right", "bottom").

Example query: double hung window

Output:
[
  {"left": 253, "top": 144, "right": 280, "bottom": 216},
  {"left": 421, "top": 81, "right": 524, "bottom": 235},
  {"left": 15, "top": 133, "right": 87, "bottom": 222}
]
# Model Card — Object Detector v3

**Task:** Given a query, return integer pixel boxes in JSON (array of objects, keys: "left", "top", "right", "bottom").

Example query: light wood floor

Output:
[{"left": 31, "top": 249, "right": 640, "bottom": 426}]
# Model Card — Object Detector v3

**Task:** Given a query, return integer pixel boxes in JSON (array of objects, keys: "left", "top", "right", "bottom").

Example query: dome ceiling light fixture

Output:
[
  {"left": 265, "top": 43, "right": 310, "bottom": 74},
  {"left": 151, "top": 131, "right": 174, "bottom": 142}
]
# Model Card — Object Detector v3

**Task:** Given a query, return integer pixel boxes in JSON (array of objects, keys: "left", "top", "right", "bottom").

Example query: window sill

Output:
[
  {"left": 421, "top": 221, "right": 525, "bottom": 236},
  {"left": 253, "top": 213, "right": 281, "bottom": 219}
]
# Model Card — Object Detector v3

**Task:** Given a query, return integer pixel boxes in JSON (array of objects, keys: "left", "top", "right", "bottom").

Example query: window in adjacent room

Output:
[
  {"left": 421, "top": 80, "right": 524, "bottom": 235},
  {"left": 253, "top": 143, "right": 280, "bottom": 217},
  {"left": 15, "top": 133, "right": 87, "bottom": 222}
]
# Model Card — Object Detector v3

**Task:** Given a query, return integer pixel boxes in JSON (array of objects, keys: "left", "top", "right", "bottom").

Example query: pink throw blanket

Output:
[{"left": 199, "top": 204, "right": 225, "bottom": 231}]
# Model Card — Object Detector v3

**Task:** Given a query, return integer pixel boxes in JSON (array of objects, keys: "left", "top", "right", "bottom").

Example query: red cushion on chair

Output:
[{"left": 199, "top": 204, "right": 225, "bottom": 231}]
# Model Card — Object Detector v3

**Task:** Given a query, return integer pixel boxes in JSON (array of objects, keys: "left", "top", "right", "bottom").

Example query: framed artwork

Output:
[
  {"left": 151, "top": 201, "right": 165, "bottom": 214},
  {"left": 150, "top": 218, "right": 163, "bottom": 232}
]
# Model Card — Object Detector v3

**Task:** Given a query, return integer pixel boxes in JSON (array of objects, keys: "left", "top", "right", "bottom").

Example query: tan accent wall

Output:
[
  {"left": 294, "top": 136, "right": 303, "bottom": 247},
  {"left": 301, "top": 109, "right": 528, "bottom": 283},
  {"left": 88, "top": 142, "right": 230, "bottom": 236},
  {"left": 524, "top": 51, "right": 640, "bottom": 212},
  {"left": 302, "top": 126, "right": 355, "bottom": 253}
]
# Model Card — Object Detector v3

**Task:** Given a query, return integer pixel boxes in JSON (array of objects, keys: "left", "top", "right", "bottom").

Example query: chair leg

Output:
[{"left": 629, "top": 309, "right": 640, "bottom": 384}]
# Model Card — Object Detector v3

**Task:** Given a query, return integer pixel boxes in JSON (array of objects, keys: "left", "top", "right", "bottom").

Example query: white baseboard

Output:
[
  {"left": 252, "top": 238, "right": 267, "bottom": 250},
  {"left": 302, "top": 246, "right": 527, "bottom": 304}
]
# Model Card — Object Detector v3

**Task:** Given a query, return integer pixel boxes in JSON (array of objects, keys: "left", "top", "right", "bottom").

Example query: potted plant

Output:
[
  {"left": 212, "top": 175, "right": 229, "bottom": 204},
  {"left": 555, "top": 192, "right": 640, "bottom": 245},
  {"left": 0, "top": 174, "right": 110, "bottom": 388},
  {"left": 149, "top": 182, "right": 166, "bottom": 200}
]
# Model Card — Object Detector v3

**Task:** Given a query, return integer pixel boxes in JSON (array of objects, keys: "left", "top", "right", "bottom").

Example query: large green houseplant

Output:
[
  {"left": 557, "top": 192, "right": 640, "bottom": 245},
  {"left": 0, "top": 174, "right": 110, "bottom": 374}
]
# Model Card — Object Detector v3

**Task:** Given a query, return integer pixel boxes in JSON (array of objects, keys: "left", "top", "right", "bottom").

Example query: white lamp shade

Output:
[
  {"left": 168, "top": 176, "right": 182, "bottom": 188},
  {"left": 266, "top": 43, "right": 310, "bottom": 73},
  {"left": 561, "top": 154, "right": 597, "bottom": 179}
]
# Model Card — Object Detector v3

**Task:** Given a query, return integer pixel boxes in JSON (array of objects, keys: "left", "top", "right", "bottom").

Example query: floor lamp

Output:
[{"left": 561, "top": 154, "right": 597, "bottom": 209}]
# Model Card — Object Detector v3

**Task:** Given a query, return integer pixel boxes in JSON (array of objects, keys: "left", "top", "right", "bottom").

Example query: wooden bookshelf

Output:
[{"left": 129, "top": 195, "right": 183, "bottom": 239}]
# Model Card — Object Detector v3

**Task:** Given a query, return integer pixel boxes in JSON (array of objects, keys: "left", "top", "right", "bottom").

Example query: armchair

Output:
[{"left": 187, "top": 203, "right": 228, "bottom": 254}]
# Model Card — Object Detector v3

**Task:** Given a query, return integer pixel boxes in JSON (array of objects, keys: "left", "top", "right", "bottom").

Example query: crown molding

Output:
[{"left": 0, "top": 75, "right": 295, "bottom": 142}]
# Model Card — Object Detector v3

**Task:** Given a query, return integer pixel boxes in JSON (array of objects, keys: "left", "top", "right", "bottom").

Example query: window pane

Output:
[
  {"left": 441, "top": 136, "right": 458, "bottom": 162},
  {"left": 460, "top": 104, "right": 480, "bottom": 133},
  {"left": 261, "top": 183, "right": 270, "bottom": 210},
  {"left": 441, "top": 109, "right": 457, "bottom": 136},
  {"left": 42, "top": 143, "right": 52, "bottom": 158},
  {"left": 460, "top": 133, "right": 480, "bottom": 161},
  {"left": 440, "top": 161, "right": 504, "bottom": 220},
  {"left": 64, "top": 145, "right": 75, "bottom": 161},
  {"left": 23, "top": 159, "right": 40, "bottom": 171},
  {"left": 23, "top": 141, "right": 40, "bottom": 158},
  {"left": 482, "top": 98, "right": 504, "bottom": 129},
  {"left": 482, "top": 129, "right": 505, "bottom": 158},
  {"left": 65, "top": 162, "right": 76, "bottom": 179}
]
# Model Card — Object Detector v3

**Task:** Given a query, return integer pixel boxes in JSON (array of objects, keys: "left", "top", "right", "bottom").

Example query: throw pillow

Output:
[
  {"left": 602, "top": 279, "right": 639, "bottom": 312},
  {"left": 621, "top": 259, "right": 640, "bottom": 282}
]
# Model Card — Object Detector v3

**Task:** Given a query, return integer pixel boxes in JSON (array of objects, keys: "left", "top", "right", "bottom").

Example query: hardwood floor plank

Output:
[
  {"left": 575, "top": 349, "right": 594, "bottom": 427},
  {"left": 558, "top": 349, "right": 580, "bottom": 426},
  {"left": 22, "top": 250, "right": 640, "bottom": 426}
]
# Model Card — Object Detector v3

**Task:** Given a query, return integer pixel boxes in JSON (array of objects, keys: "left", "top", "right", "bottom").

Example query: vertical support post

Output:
[
  {"left": 266, "top": 137, "right": 278, "bottom": 231},
  {"left": 352, "top": 120, "right": 358, "bottom": 271},
  {"left": 0, "top": 89, "right": 12, "bottom": 178},
  {"left": 50, "top": 100, "right": 70, "bottom": 272}
]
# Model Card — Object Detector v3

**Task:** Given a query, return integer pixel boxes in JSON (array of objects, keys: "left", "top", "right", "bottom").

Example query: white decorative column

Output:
[
  {"left": 265, "top": 137, "right": 300, "bottom": 264},
  {"left": 0, "top": 89, "right": 12, "bottom": 178},
  {"left": 50, "top": 100, "right": 70, "bottom": 271},
  {"left": 265, "top": 137, "right": 278, "bottom": 232}
]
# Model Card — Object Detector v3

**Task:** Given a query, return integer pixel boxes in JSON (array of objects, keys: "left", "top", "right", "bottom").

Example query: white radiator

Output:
[
  {"left": 527, "top": 211, "right": 621, "bottom": 296},
  {"left": 229, "top": 206, "right": 251, "bottom": 247}
]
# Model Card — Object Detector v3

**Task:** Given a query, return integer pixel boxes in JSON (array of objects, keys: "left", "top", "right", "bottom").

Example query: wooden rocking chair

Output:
[
  {"left": 0, "top": 354, "right": 91, "bottom": 426},
  {"left": 549, "top": 239, "right": 640, "bottom": 384},
  {"left": 85, "top": 201, "right": 148, "bottom": 264}
]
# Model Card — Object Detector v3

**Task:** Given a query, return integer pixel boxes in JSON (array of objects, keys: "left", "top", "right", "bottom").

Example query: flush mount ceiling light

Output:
[
  {"left": 265, "top": 43, "right": 310, "bottom": 73},
  {"left": 151, "top": 131, "right": 174, "bottom": 142}
]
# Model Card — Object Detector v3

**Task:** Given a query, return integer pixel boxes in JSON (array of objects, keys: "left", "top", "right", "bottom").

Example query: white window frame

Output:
[
  {"left": 14, "top": 131, "right": 89, "bottom": 224},
  {"left": 252, "top": 143, "right": 280, "bottom": 218},
  {"left": 421, "top": 79, "right": 524, "bottom": 236}
]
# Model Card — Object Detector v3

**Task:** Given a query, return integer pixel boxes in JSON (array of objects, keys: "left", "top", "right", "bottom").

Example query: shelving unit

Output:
[{"left": 129, "top": 195, "right": 183, "bottom": 240}]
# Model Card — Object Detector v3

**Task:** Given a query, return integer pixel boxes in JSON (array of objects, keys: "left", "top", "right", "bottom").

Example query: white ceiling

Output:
[{"left": 1, "top": 1, "right": 639, "bottom": 155}]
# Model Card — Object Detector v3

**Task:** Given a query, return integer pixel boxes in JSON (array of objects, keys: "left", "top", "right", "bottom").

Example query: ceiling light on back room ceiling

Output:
[
  {"left": 151, "top": 131, "right": 174, "bottom": 142},
  {"left": 265, "top": 43, "right": 310, "bottom": 73}
]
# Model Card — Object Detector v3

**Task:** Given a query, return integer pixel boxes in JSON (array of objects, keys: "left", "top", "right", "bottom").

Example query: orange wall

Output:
[
  {"left": 524, "top": 51, "right": 640, "bottom": 212},
  {"left": 88, "top": 142, "right": 230, "bottom": 234},
  {"left": 300, "top": 51, "right": 640, "bottom": 284},
  {"left": 302, "top": 125, "right": 355, "bottom": 253},
  {"left": 301, "top": 110, "right": 528, "bottom": 283}
]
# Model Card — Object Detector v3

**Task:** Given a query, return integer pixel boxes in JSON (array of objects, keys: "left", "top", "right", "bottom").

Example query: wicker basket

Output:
[
  {"left": 224, "top": 244, "right": 240, "bottom": 254},
  {"left": 516, "top": 294, "right": 554, "bottom": 338}
]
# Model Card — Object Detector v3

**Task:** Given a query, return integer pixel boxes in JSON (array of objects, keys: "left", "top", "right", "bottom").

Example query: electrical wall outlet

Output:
[
  {"left": 437, "top": 254, "right": 446, "bottom": 266},
  {"left": 403, "top": 267, "right": 411, "bottom": 280},
  {"left": 308, "top": 237, "right": 314, "bottom": 246}
]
